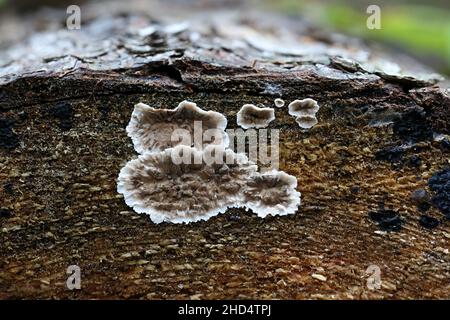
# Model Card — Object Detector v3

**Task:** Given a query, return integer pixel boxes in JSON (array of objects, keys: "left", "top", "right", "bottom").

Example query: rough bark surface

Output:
[{"left": 0, "top": 5, "right": 449, "bottom": 299}]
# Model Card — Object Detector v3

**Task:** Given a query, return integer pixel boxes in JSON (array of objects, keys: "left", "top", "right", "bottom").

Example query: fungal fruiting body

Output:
[
  {"left": 117, "top": 145, "right": 258, "bottom": 223},
  {"left": 118, "top": 100, "right": 301, "bottom": 224},
  {"left": 274, "top": 98, "right": 285, "bottom": 108},
  {"left": 243, "top": 170, "right": 301, "bottom": 217},
  {"left": 288, "top": 99, "right": 320, "bottom": 117},
  {"left": 288, "top": 98, "right": 320, "bottom": 129},
  {"left": 126, "top": 101, "right": 228, "bottom": 153},
  {"left": 294, "top": 115, "right": 318, "bottom": 129},
  {"left": 236, "top": 104, "right": 275, "bottom": 129}
]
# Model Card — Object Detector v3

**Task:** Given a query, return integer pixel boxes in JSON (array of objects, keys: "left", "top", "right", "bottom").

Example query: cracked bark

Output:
[{"left": 0, "top": 9, "right": 449, "bottom": 299}]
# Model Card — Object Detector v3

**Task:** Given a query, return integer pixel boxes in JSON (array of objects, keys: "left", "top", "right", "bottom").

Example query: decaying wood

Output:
[{"left": 0, "top": 4, "right": 449, "bottom": 299}]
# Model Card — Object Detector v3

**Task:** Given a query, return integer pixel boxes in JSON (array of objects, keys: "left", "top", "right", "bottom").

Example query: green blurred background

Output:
[{"left": 263, "top": 0, "right": 450, "bottom": 75}]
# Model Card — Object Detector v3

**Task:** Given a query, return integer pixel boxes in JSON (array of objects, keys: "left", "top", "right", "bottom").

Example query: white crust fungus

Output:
[
  {"left": 236, "top": 104, "right": 275, "bottom": 129},
  {"left": 288, "top": 98, "right": 320, "bottom": 117},
  {"left": 288, "top": 98, "right": 320, "bottom": 129},
  {"left": 243, "top": 170, "right": 301, "bottom": 217},
  {"left": 274, "top": 98, "right": 285, "bottom": 108},
  {"left": 126, "top": 100, "right": 228, "bottom": 154},
  {"left": 295, "top": 115, "right": 318, "bottom": 129},
  {"left": 118, "top": 100, "right": 302, "bottom": 224},
  {"left": 117, "top": 145, "right": 258, "bottom": 223}
]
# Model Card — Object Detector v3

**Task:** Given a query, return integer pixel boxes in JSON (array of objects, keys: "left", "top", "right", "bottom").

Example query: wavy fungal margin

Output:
[{"left": 118, "top": 101, "right": 301, "bottom": 223}]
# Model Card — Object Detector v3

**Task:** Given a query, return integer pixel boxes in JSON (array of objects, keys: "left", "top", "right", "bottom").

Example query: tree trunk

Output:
[{"left": 0, "top": 5, "right": 449, "bottom": 299}]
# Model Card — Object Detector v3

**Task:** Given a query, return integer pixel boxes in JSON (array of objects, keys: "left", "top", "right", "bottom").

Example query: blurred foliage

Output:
[{"left": 264, "top": 0, "right": 450, "bottom": 75}]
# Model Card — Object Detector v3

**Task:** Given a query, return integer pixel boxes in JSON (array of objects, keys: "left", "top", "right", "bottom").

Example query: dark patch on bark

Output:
[
  {"left": 48, "top": 102, "right": 73, "bottom": 131},
  {"left": 440, "top": 138, "right": 450, "bottom": 151},
  {"left": 410, "top": 89, "right": 450, "bottom": 134},
  {"left": 3, "top": 182, "right": 14, "bottom": 195},
  {"left": 0, "top": 117, "right": 19, "bottom": 150},
  {"left": 375, "top": 145, "right": 405, "bottom": 162},
  {"left": 408, "top": 155, "right": 422, "bottom": 167},
  {"left": 368, "top": 209, "right": 404, "bottom": 232},
  {"left": 428, "top": 168, "right": 450, "bottom": 219},
  {"left": 410, "top": 189, "right": 429, "bottom": 204},
  {"left": 393, "top": 109, "right": 433, "bottom": 142},
  {"left": 0, "top": 208, "right": 12, "bottom": 218},
  {"left": 417, "top": 202, "right": 431, "bottom": 212},
  {"left": 418, "top": 215, "right": 440, "bottom": 229}
]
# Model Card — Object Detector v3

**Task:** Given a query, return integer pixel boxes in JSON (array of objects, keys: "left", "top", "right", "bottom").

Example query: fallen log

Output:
[{"left": 0, "top": 4, "right": 449, "bottom": 299}]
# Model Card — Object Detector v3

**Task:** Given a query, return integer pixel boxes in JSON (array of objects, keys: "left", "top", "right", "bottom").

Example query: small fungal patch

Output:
[
  {"left": 274, "top": 98, "right": 285, "bottom": 108},
  {"left": 288, "top": 99, "right": 320, "bottom": 117},
  {"left": 236, "top": 104, "right": 275, "bottom": 129},
  {"left": 294, "top": 115, "right": 318, "bottom": 130},
  {"left": 288, "top": 99, "right": 320, "bottom": 129},
  {"left": 118, "top": 100, "right": 301, "bottom": 224},
  {"left": 126, "top": 101, "right": 228, "bottom": 154},
  {"left": 262, "top": 83, "right": 282, "bottom": 96},
  {"left": 242, "top": 170, "right": 301, "bottom": 217}
]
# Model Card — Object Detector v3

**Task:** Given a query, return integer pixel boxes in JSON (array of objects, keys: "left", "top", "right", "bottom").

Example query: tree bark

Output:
[{"left": 0, "top": 6, "right": 449, "bottom": 299}]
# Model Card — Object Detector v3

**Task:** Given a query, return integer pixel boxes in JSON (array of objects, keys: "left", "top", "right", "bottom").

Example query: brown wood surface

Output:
[{"left": 0, "top": 2, "right": 449, "bottom": 299}]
